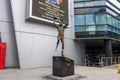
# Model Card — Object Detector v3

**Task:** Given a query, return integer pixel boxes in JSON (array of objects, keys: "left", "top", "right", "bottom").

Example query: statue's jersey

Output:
[{"left": 58, "top": 27, "right": 64, "bottom": 38}]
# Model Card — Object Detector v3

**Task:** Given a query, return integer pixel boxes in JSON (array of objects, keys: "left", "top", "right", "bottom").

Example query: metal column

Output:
[{"left": 104, "top": 40, "right": 113, "bottom": 57}]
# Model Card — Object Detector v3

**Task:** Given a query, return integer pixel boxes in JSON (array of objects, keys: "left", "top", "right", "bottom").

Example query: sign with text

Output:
[{"left": 26, "top": 0, "right": 69, "bottom": 24}]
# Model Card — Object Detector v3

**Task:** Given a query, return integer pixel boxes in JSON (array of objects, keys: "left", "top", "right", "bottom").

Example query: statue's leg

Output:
[
  {"left": 55, "top": 37, "right": 60, "bottom": 51},
  {"left": 61, "top": 49, "right": 64, "bottom": 57},
  {"left": 61, "top": 38, "right": 64, "bottom": 49},
  {"left": 61, "top": 38, "right": 64, "bottom": 57}
]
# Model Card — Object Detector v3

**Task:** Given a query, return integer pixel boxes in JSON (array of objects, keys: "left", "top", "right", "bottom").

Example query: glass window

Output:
[
  {"left": 107, "top": 14, "right": 113, "bottom": 25},
  {"left": 96, "top": 25, "right": 108, "bottom": 31},
  {"left": 74, "top": 0, "right": 84, "bottom": 1},
  {"left": 75, "top": 15, "right": 85, "bottom": 25},
  {"left": 108, "top": 26, "right": 116, "bottom": 33},
  {"left": 86, "top": 25, "right": 96, "bottom": 31},
  {"left": 118, "top": 30, "right": 120, "bottom": 34},
  {"left": 74, "top": 2, "right": 84, "bottom": 7},
  {"left": 115, "top": 19, "right": 119, "bottom": 28},
  {"left": 112, "top": 17, "right": 116, "bottom": 27},
  {"left": 85, "top": 14, "right": 95, "bottom": 25},
  {"left": 108, "top": 26, "right": 113, "bottom": 31},
  {"left": 107, "top": 14, "right": 120, "bottom": 28},
  {"left": 85, "top": 2, "right": 94, "bottom": 6},
  {"left": 74, "top": 15, "right": 85, "bottom": 25},
  {"left": 116, "top": 29, "right": 120, "bottom": 34},
  {"left": 95, "top": 13, "right": 107, "bottom": 24},
  {"left": 75, "top": 26, "right": 86, "bottom": 32},
  {"left": 85, "top": 0, "right": 94, "bottom": 1},
  {"left": 118, "top": 21, "right": 120, "bottom": 28},
  {"left": 95, "top": 1, "right": 105, "bottom": 6}
]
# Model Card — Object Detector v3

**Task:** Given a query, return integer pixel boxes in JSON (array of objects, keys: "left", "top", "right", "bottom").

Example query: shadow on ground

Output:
[{"left": 42, "top": 74, "right": 87, "bottom": 80}]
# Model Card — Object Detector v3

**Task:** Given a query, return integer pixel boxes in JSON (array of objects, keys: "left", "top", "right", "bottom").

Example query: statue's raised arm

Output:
[
  {"left": 59, "top": 19, "right": 68, "bottom": 28},
  {"left": 53, "top": 17, "right": 59, "bottom": 28}
]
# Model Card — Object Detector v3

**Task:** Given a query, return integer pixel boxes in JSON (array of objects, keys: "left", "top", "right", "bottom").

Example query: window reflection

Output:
[
  {"left": 95, "top": 13, "right": 107, "bottom": 24},
  {"left": 85, "top": 14, "right": 95, "bottom": 25},
  {"left": 86, "top": 26, "right": 96, "bottom": 31},
  {"left": 75, "top": 26, "right": 86, "bottom": 32},
  {"left": 74, "top": 15, "right": 85, "bottom": 25},
  {"left": 96, "top": 25, "right": 108, "bottom": 31}
]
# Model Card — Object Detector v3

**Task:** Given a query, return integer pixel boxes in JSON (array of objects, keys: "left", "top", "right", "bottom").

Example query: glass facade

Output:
[
  {"left": 74, "top": 0, "right": 106, "bottom": 8},
  {"left": 74, "top": 0, "right": 120, "bottom": 39}
]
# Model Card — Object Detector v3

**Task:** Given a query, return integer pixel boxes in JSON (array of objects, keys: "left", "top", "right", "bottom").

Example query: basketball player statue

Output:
[{"left": 53, "top": 17, "right": 68, "bottom": 57}]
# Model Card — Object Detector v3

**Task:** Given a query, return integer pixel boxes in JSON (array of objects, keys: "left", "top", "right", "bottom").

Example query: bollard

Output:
[{"left": 118, "top": 64, "right": 120, "bottom": 74}]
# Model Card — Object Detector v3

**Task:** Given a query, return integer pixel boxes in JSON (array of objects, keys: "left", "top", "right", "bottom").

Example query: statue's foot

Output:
[
  {"left": 55, "top": 49, "right": 57, "bottom": 52},
  {"left": 55, "top": 48, "right": 57, "bottom": 52},
  {"left": 61, "top": 49, "right": 65, "bottom": 57},
  {"left": 61, "top": 53, "right": 65, "bottom": 57}
]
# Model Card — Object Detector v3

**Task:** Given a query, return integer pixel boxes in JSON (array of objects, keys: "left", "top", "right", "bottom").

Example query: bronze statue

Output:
[{"left": 53, "top": 17, "right": 68, "bottom": 56}]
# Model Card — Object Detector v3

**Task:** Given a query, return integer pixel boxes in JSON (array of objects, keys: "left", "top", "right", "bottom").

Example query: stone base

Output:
[
  {"left": 43, "top": 74, "right": 86, "bottom": 80},
  {"left": 53, "top": 56, "right": 74, "bottom": 77}
]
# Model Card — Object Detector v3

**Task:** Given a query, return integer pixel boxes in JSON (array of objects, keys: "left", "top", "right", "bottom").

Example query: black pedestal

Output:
[{"left": 53, "top": 56, "right": 74, "bottom": 77}]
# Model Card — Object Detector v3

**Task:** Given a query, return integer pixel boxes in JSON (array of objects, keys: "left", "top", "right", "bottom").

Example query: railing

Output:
[
  {"left": 85, "top": 57, "right": 120, "bottom": 67},
  {"left": 100, "top": 57, "right": 120, "bottom": 67},
  {"left": 85, "top": 59, "right": 98, "bottom": 67}
]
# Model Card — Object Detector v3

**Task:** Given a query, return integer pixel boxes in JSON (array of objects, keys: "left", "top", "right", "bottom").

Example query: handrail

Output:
[
  {"left": 100, "top": 57, "right": 120, "bottom": 66},
  {"left": 85, "top": 57, "right": 120, "bottom": 67}
]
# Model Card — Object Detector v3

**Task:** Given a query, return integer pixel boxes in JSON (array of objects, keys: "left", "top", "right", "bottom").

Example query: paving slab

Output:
[{"left": 0, "top": 65, "right": 120, "bottom": 80}]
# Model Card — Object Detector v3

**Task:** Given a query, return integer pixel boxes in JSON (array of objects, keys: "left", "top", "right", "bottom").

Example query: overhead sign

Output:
[{"left": 26, "top": 0, "right": 69, "bottom": 24}]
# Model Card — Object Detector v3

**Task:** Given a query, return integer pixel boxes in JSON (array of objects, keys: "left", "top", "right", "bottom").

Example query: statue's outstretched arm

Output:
[
  {"left": 54, "top": 21, "right": 59, "bottom": 28},
  {"left": 53, "top": 17, "right": 59, "bottom": 28}
]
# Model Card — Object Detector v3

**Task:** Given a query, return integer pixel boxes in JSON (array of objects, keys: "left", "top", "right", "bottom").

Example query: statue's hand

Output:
[
  {"left": 65, "top": 22, "right": 68, "bottom": 25},
  {"left": 64, "top": 21, "right": 68, "bottom": 25}
]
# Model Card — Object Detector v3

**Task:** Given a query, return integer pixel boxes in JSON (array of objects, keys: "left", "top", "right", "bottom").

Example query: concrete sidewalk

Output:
[{"left": 0, "top": 66, "right": 120, "bottom": 80}]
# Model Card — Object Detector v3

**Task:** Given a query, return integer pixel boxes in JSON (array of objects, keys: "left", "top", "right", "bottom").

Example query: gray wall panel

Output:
[
  {"left": 0, "top": 0, "right": 19, "bottom": 68},
  {"left": 10, "top": 0, "right": 22, "bottom": 31},
  {"left": 0, "top": 0, "right": 13, "bottom": 22},
  {"left": 1, "top": 32, "right": 19, "bottom": 67},
  {"left": 19, "top": 32, "right": 33, "bottom": 68}
]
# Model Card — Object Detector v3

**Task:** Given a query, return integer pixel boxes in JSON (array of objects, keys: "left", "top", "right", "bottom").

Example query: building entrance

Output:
[
  {"left": 84, "top": 39, "right": 120, "bottom": 67},
  {"left": 85, "top": 46, "right": 105, "bottom": 67}
]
